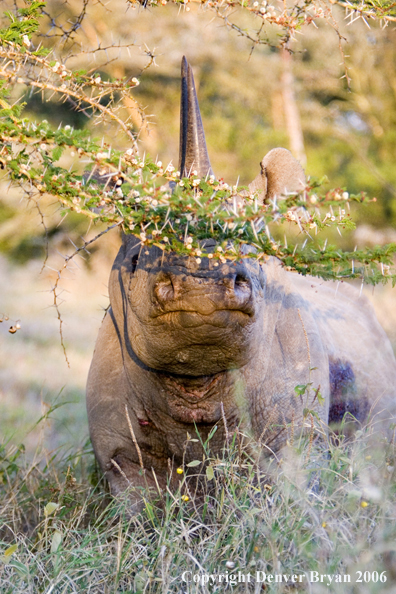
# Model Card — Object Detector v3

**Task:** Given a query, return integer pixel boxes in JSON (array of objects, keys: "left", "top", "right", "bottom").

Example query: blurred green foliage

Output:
[{"left": 1, "top": 0, "right": 396, "bottom": 267}]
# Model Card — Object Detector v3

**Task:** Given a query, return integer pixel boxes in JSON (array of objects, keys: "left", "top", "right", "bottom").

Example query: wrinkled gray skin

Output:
[{"left": 87, "top": 58, "right": 396, "bottom": 506}]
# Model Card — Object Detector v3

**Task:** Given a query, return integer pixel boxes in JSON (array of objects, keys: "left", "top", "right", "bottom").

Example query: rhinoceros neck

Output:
[
  {"left": 123, "top": 350, "right": 247, "bottom": 427},
  {"left": 122, "top": 352, "right": 253, "bottom": 459},
  {"left": 153, "top": 370, "right": 242, "bottom": 424}
]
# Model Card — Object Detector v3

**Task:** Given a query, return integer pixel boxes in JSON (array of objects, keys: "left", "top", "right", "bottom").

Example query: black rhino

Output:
[{"left": 87, "top": 57, "right": 396, "bottom": 503}]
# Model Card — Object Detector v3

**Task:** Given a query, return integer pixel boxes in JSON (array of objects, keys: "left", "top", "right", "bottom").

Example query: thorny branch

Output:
[
  {"left": 32, "top": 195, "right": 50, "bottom": 273},
  {"left": 328, "top": 0, "right": 396, "bottom": 24},
  {"left": 39, "top": 0, "right": 91, "bottom": 44},
  {"left": 0, "top": 44, "right": 142, "bottom": 151},
  {"left": 48, "top": 222, "right": 122, "bottom": 366}
]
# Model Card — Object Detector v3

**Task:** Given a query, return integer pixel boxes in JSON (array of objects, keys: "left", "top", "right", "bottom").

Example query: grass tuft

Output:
[{"left": 1, "top": 420, "right": 396, "bottom": 593}]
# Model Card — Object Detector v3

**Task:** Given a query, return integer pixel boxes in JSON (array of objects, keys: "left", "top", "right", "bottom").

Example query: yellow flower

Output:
[
  {"left": 361, "top": 501, "right": 369, "bottom": 508},
  {"left": 181, "top": 495, "right": 189, "bottom": 502},
  {"left": 322, "top": 522, "right": 327, "bottom": 528},
  {"left": 176, "top": 468, "right": 184, "bottom": 475}
]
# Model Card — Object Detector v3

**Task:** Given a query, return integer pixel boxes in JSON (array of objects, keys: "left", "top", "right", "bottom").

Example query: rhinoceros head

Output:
[
  {"left": 108, "top": 57, "right": 306, "bottom": 376},
  {"left": 109, "top": 239, "right": 267, "bottom": 376}
]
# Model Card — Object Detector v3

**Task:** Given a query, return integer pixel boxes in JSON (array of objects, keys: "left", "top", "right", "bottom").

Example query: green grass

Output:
[{"left": 1, "top": 414, "right": 396, "bottom": 593}]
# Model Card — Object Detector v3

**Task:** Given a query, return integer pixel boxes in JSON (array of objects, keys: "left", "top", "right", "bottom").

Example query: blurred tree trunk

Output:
[
  {"left": 281, "top": 48, "right": 306, "bottom": 167},
  {"left": 271, "top": 88, "right": 284, "bottom": 131}
]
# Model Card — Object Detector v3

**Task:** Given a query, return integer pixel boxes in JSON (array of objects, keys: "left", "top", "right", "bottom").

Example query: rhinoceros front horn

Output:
[{"left": 178, "top": 56, "right": 214, "bottom": 179}]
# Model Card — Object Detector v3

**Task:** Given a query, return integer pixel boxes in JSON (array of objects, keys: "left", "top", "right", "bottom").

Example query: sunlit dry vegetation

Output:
[{"left": 2, "top": 412, "right": 396, "bottom": 593}]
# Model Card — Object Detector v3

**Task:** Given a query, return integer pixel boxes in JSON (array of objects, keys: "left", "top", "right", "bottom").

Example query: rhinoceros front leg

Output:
[
  {"left": 105, "top": 453, "right": 168, "bottom": 512},
  {"left": 87, "top": 311, "right": 170, "bottom": 511}
]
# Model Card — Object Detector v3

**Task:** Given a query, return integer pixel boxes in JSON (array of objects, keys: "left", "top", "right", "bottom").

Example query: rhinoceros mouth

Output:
[{"left": 153, "top": 309, "right": 252, "bottom": 328}]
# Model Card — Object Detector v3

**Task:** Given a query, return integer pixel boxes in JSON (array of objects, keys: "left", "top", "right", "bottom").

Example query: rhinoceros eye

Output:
[{"left": 131, "top": 253, "right": 139, "bottom": 274}]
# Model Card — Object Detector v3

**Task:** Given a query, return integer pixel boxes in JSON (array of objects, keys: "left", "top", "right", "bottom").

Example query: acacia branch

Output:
[
  {"left": 328, "top": 0, "right": 396, "bottom": 22},
  {"left": 48, "top": 221, "right": 123, "bottom": 366}
]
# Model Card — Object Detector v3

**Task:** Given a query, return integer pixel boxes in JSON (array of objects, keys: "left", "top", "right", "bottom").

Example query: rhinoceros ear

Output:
[{"left": 248, "top": 148, "right": 306, "bottom": 203}]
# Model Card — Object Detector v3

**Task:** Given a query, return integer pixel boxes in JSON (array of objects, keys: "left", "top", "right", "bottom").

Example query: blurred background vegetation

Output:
[
  {"left": 2, "top": 0, "right": 396, "bottom": 264},
  {"left": 1, "top": 0, "right": 396, "bottom": 453}
]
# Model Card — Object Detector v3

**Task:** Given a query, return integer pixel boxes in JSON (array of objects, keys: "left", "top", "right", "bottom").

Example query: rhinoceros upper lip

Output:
[{"left": 153, "top": 307, "right": 253, "bottom": 318}]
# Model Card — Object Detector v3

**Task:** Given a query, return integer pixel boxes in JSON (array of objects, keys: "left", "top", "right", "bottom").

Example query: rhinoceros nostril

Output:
[
  {"left": 235, "top": 274, "right": 250, "bottom": 287},
  {"left": 233, "top": 273, "right": 252, "bottom": 305}
]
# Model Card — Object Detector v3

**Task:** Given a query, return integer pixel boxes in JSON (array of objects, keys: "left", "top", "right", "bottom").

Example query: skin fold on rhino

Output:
[{"left": 86, "top": 57, "right": 396, "bottom": 504}]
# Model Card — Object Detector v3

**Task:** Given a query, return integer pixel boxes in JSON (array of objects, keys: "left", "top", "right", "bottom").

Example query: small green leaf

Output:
[
  {"left": 186, "top": 460, "right": 201, "bottom": 468},
  {"left": 294, "top": 384, "right": 308, "bottom": 397},
  {"left": 303, "top": 408, "right": 320, "bottom": 421},
  {"left": 3, "top": 544, "right": 18, "bottom": 560},
  {"left": 347, "top": 489, "right": 362, "bottom": 500},
  {"left": 9, "top": 560, "right": 29, "bottom": 577},
  {"left": 206, "top": 465, "right": 214, "bottom": 481},
  {"left": 207, "top": 424, "right": 218, "bottom": 441},
  {"left": 44, "top": 502, "right": 59, "bottom": 516},
  {"left": 52, "top": 146, "right": 63, "bottom": 161},
  {"left": 135, "top": 570, "right": 148, "bottom": 593},
  {"left": 51, "top": 529, "right": 62, "bottom": 554},
  {"left": 144, "top": 499, "right": 155, "bottom": 523}
]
